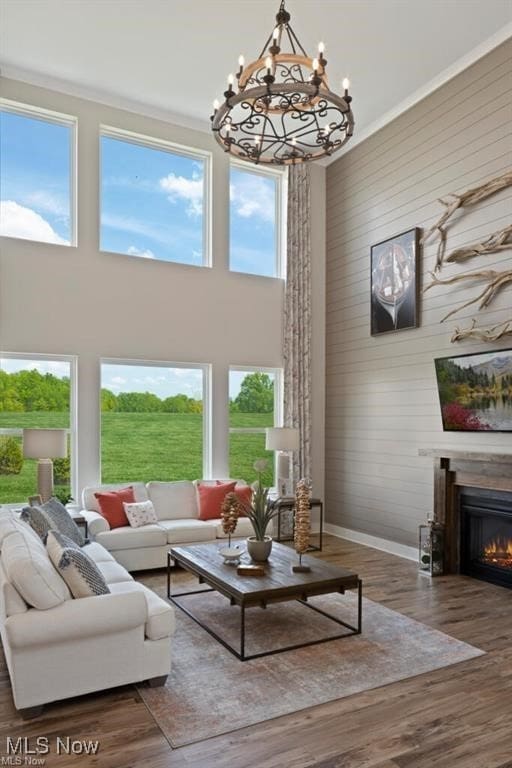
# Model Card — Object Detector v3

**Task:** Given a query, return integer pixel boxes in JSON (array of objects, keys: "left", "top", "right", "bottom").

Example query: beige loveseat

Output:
[
  {"left": 0, "top": 510, "right": 174, "bottom": 716},
  {"left": 80, "top": 480, "right": 263, "bottom": 572}
]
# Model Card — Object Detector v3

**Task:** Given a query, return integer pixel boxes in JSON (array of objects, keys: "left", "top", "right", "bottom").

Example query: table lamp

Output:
[
  {"left": 23, "top": 428, "right": 68, "bottom": 503},
  {"left": 265, "top": 427, "right": 300, "bottom": 497}
]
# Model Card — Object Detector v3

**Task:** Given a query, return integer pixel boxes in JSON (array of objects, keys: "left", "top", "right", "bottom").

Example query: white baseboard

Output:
[{"left": 324, "top": 523, "right": 417, "bottom": 562}]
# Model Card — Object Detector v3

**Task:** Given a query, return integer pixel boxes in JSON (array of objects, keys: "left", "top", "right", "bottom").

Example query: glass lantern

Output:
[{"left": 418, "top": 521, "right": 444, "bottom": 576}]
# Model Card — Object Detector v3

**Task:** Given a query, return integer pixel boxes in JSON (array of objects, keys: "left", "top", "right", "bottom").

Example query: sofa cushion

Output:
[
  {"left": 82, "top": 482, "right": 148, "bottom": 514},
  {"left": 0, "top": 559, "right": 27, "bottom": 616},
  {"left": 157, "top": 519, "right": 217, "bottom": 544},
  {"left": 124, "top": 500, "right": 158, "bottom": 528},
  {"left": 109, "top": 581, "right": 175, "bottom": 641},
  {"left": 2, "top": 529, "right": 71, "bottom": 609},
  {"left": 95, "top": 487, "right": 135, "bottom": 529},
  {"left": 82, "top": 542, "right": 116, "bottom": 563},
  {"left": 95, "top": 524, "right": 168, "bottom": 551},
  {"left": 0, "top": 510, "right": 41, "bottom": 548},
  {"left": 203, "top": 516, "right": 257, "bottom": 539},
  {"left": 96, "top": 561, "right": 134, "bottom": 585},
  {"left": 56, "top": 547, "right": 110, "bottom": 599},
  {"left": 197, "top": 482, "right": 236, "bottom": 521},
  {"left": 146, "top": 481, "right": 198, "bottom": 520}
]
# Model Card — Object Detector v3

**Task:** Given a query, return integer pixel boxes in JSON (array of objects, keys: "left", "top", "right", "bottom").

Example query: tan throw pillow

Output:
[
  {"left": 123, "top": 500, "right": 158, "bottom": 528},
  {"left": 54, "top": 547, "right": 110, "bottom": 599},
  {"left": 46, "top": 530, "right": 80, "bottom": 570}
]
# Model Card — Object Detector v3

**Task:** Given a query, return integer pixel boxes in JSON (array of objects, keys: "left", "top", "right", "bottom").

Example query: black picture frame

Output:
[
  {"left": 435, "top": 347, "right": 512, "bottom": 432},
  {"left": 370, "top": 227, "right": 420, "bottom": 336}
]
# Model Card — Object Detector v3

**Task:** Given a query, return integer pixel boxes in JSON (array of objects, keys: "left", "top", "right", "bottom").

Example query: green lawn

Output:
[{"left": 0, "top": 411, "right": 274, "bottom": 503}]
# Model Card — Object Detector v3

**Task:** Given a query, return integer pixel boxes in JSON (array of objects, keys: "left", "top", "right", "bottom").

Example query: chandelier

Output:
[{"left": 210, "top": 0, "right": 354, "bottom": 165}]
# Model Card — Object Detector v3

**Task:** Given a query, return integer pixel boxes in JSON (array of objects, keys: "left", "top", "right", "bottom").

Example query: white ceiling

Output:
[{"left": 1, "top": 0, "right": 511, "bottom": 150}]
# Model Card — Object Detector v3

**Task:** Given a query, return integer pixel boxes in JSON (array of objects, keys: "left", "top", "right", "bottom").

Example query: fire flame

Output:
[
  {"left": 481, "top": 536, "right": 512, "bottom": 568},
  {"left": 483, "top": 537, "right": 512, "bottom": 557}
]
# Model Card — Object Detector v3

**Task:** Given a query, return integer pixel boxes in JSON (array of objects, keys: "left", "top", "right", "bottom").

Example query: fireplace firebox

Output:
[{"left": 460, "top": 488, "right": 512, "bottom": 589}]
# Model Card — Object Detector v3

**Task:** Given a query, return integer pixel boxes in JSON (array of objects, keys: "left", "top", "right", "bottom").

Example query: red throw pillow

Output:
[
  {"left": 198, "top": 482, "right": 236, "bottom": 521},
  {"left": 213, "top": 480, "right": 252, "bottom": 516},
  {"left": 94, "top": 486, "right": 135, "bottom": 529},
  {"left": 233, "top": 485, "right": 252, "bottom": 516}
]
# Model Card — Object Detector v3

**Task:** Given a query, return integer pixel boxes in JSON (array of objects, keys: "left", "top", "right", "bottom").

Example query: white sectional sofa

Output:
[
  {"left": 0, "top": 510, "right": 174, "bottom": 717},
  {"left": 81, "top": 480, "right": 261, "bottom": 571}
]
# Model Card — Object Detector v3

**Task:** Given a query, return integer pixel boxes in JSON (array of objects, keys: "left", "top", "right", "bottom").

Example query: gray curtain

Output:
[{"left": 283, "top": 164, "right": 312, "bottom": 486}]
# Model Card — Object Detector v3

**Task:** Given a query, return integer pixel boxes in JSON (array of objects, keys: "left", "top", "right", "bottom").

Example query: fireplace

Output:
[
  {"left": 419, "top": 449, "right": 512, "bottom": 579},
  {"left": 460, "top": 489, "right": 512, "bottom": 588}
]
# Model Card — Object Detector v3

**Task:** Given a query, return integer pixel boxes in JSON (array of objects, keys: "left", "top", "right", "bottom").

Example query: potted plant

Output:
[{"left": 240, "top": 459, "right": 280, "bottom": 562}]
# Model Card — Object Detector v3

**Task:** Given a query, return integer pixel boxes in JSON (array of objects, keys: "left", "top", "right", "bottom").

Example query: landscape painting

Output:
[{"left": 435, "top": 349, "right": 512, "bottom": 432}]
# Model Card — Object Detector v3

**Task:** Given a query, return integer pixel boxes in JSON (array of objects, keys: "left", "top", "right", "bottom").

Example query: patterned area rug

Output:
[{"left": 137, "top": 576, "right": 484, "bottom": 748}]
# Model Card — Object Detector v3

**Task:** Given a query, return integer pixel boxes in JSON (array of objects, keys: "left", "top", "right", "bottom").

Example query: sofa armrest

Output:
[
  {"left": 5, "top": 591, "right": 147, "bottom": 649},
  {"left": 80, "top": 509, "right": 110, "bottom": 536}
]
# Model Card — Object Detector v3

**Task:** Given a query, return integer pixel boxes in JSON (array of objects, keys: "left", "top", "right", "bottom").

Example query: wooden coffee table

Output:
[{"left": 168, "top": 541, "right": 362, "bottom": 661}]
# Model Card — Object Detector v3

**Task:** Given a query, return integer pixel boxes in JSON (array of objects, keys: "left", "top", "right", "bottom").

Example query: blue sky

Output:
[
  {"left": 0, "top": 110, "right": 71, "bottom": 244},
  {"left": 0, "top": 108, "right": 278, "bottom": 275},
  {"left": 101, "top": 136, "right": 204, "bottom": 265},
  {"left": 230, "top": 167, "right": 277, "bottom": 277},
  {"left": 0, "top": 359, "right": 272, "bottom": 401}
]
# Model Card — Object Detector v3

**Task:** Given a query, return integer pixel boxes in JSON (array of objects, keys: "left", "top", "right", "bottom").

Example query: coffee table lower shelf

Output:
[{"left": 168, "top": 551, "right": 362, "bottom": 662}]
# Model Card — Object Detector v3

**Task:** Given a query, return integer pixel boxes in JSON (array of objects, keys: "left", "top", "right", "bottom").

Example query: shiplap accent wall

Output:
[{"left": 325, "top": 39, "right": 512, "bottom": 547}]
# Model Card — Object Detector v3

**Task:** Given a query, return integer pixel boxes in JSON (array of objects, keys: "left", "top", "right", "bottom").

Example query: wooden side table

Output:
[{"left": 272, "top": 497, "right": 323, "bottom": 551}]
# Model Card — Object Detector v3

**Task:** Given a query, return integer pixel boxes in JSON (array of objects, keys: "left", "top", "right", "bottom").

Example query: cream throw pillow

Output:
[
  {"left": 123, "top": 500, "right": 158, "bottom": 528},
  {"left": 2, "top": 530, "right": 70, "bottom": 610}
]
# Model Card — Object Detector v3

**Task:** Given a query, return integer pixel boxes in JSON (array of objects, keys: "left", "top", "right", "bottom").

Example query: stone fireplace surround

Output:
[{"left": 419, "top": 449, "right": 512, "bottom": 574}]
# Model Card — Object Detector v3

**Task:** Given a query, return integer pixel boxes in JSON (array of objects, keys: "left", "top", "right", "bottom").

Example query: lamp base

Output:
[
  {"left": 37, "top": 459, "right": 54, "bottom": 503},
  {"left": 277, "top": 452, "right": 291, "bottom": 497}
]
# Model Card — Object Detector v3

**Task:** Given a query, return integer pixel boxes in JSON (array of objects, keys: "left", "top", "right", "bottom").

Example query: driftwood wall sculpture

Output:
[{"left": 422, "top": 170, "right": 512, "bottom": 342}]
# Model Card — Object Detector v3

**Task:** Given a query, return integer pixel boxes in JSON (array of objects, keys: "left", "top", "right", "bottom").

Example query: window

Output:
[
  {"left": 100, "top": 128, "right": 210, "bottom": 266},
  {"left": 229, "top": 367, "right": 281, "bottom": 487},
  {"left": 229, "top": 162, "right": 285, "bottom": 278},
  {"left": 100, "top": 361, "right": 209, "bottom": 483},
  {"left": 0, "top": 355, "right": 76, "bottom": 504},
  {"left": 0, "top": 100, "right": 75, "bottom": 246}
]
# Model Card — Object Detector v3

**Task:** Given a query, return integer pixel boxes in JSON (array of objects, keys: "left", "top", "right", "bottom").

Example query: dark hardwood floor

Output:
[{"left": 1, "top": 535, "right": 511, "bottom": 767}]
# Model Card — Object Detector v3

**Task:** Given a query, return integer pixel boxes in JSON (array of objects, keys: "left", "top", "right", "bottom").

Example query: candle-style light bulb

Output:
[
  {"left": 228, "top": 73, "right": 235, "bottom": 86},
  {"left": 318, "top": 41, "right": 325, "bottom": 54},
  {"left": 273, "top": 27, "right": 279, "bottom": 41},
  {"left": 265, "top": 56, "right": 272, "bottom": 72},
  {"left": 225, "top": 123, "right": 231, "bottom": 133},
  {"left": 312, "top": 58, "right": 319, "bottom": 73},
  {"left": 254, "top": 135, "right": 261, "bottom": 145},
  {"left": 342, "top": 77, "right": 350, "bottom": 91},
  {"left": 213, "top": 99, "right": 220, "bottom": 111},
  {"left": 292, "top": 136, "right": 297, "bottom": 146},
  {"left": 323, "top": 125, "right": 329, "bottom": 135},
  {"left": 238, "top": 54, "right": 245, "bottom": 67}
]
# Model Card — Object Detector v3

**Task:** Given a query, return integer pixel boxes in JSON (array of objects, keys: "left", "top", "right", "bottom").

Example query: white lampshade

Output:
[
  {"left": 23, "top": 429, "right": 68, "bottom": 459},
  {"left": 265, "top": 427, "right": 300, "bottom": 452}
]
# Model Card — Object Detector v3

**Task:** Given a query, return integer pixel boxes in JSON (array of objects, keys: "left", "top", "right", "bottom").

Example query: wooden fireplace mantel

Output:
[
  {"left": 419, "top": 448, "right": 512, "bottom": 464},
  {"left": 419, "top": 448, "right": 512, "bottom": 572}
]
